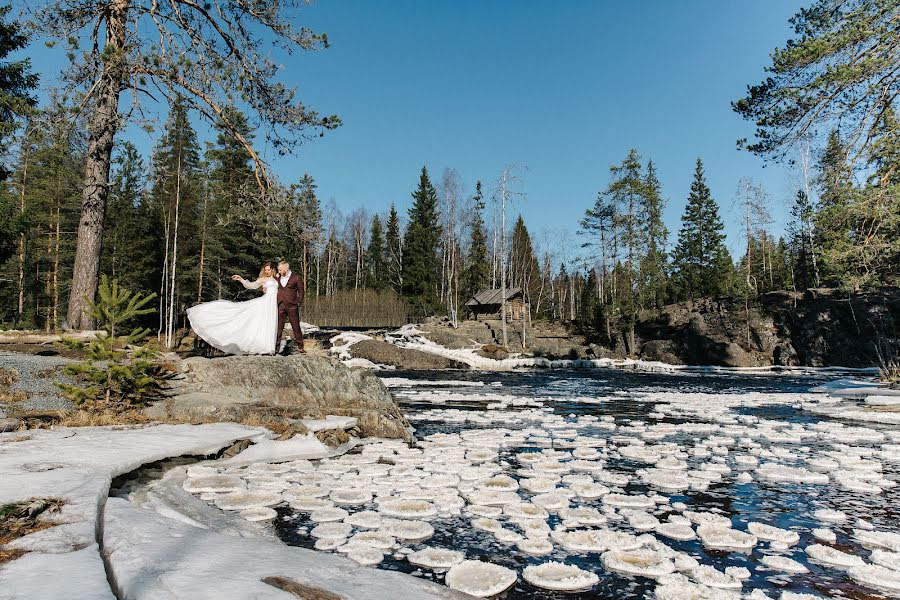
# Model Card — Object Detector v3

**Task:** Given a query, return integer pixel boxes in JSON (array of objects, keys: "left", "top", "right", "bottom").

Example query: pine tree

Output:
[
  {"left": 101, "top": 142, "right": 150, "bottom": 290},
  {"left": 148, "top": 98, "right": 202, "bottom": 343},
  {"left": 671, "top": 159, "right": 733, "bottom": 300},
  {"left": 366, "top": 214, "right": 387, "bottom": 289},
  {"left": 294, "top": 173, "right": 322, "bottom": 285},
  {"left": 402, "top": 167, "right": 442, "bottom": 313},
  {"left": 386, "top": 204, "right": 403, "bottom": 294},
  {"left": 508, "top": 214, "right": 540, "bottom": 308},
  {"left": 605, "top": 149, "right": 645, "bottom": 302},
  {"left": 640, "top": 159, "right": 669, "bottom": 307},
  {"left": 0, "top": 4, "right": 38, "bottom": 181},
  {"left": 787, "top": 189, "right": 817, "bottom": 290},
  {"left": 462, "top": 181, "right": 490, "bottom": 300},
  {"left": 205, "top": 107, "right": 259, "bottom": 291},
  {"left": 7, "top": 103, "right": 85, "bottom": 329}
]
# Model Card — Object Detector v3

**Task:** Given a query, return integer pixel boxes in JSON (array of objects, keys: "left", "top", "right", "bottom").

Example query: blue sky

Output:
[{"left": 26, "top": 0, "right": 806, "bottom": 260}]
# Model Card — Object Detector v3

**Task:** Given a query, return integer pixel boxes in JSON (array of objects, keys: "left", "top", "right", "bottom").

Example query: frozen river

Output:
[{"left": 191, "top": 368, "right": 900, "bottom": 599}]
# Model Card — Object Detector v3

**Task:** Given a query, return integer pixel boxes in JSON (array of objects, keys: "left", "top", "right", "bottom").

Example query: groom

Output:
[{"left": 276, "top": 260, "right": 305, "bottom": 355}]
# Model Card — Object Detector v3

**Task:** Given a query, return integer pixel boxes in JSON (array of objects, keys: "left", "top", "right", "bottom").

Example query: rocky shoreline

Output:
[{"left": 331, "top": 288, "right": 899, "bottom": 371}]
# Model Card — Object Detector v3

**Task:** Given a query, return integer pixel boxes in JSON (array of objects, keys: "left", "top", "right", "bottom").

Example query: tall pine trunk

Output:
[{"left": 66, "top": 0, "right": 129, "bottom": 329}]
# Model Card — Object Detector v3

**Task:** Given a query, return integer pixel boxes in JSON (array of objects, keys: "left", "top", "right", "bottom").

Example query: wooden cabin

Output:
[{"left": 465, "top": 287, "right": 529, "bottom": 321}]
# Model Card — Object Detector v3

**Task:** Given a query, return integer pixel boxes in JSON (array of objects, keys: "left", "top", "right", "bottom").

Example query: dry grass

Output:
[
  {"left": 0, "top": 367, "right": 19, "bottom": 387},
  {"left": 0, "top": 389, "right": 28, "bottom": 405},
  {"left": 0, "top": 547, "right": 27, "bottom": 564},
  {"left": 0, "top": 498, "right": 64, "bottom": 564},
  {"left": 879, "top": 359, "right": 900, "bottom": 386},
  {"left": 17, "top": 408, "right": 151, "bottom": 429}
]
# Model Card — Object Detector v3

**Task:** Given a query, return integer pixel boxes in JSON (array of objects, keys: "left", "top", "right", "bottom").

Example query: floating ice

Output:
[
  {"left": 523, "top": 561, "right": 599, "bottom": 591},
  {"left": 445, "top": 560, "right": 518, "bottom": 597},
  {"left": 343, "top": 510, "right": 382, "bottom": 529},
  {"left": 310, "top": 522, "right": 352, "bottom": 540},
  {"left": 812, "top": 508, "right": 846, "bottom": 523},
  {"left": 871, "top": 549, "right": 900, "bottom": 571},
  {"left": 183, "top": 474, "right": 244, "bottom": 493},
  {"left": 520, "top": 477, "right": 558, "bottom": 493},
  {"left": 656, "top": 522, "right": 696, "bottom": 541},
  {"left": 689, "top": 565, "right": 742, "bottom": 589},
  {"left": 347, "top": 530, "right": 395, "bottom": 549},
  {"left": 724, "top": 566, "right": 751, "bottom": 580},
  {"left": 756, "top": 463, "right": 829, "bottom": 484},
  {"left": 329, "top": 488, "right": 373, "bottom": 506},
  {"left": 551, "top": 528, "right": 642, "bottom": 553},
  {"left": 747, "top": 522, "right": 800, "bottom": 546},
  {"left": 811, "top": 528, "right": 836, "bottom": 543},
  {"left": 531, "top": 492, "right": 570, "bottom": 511},
  {"left": 805, "top": 544, "right": 866, "bottom": 568},
  {"left": 309, "top": 507, "right": 349, "bottom": 522},
  {"left": 683, "top": 511, "right": 732, "bottom": 528},
  {"left": 346, "top": 545, "right": 384, "bottom": 565},
  {"left": 849, "top": 564, "right": 900, "bottom": 593},
  {"left": 213, "top": 490, "right": 283, "bottom": 511},
  {"left": 854, "top": 529, "right": 900, "bottom": 552},
  {"left": 760, "top": 555, "right": 808, "bottom": 574},
  {"left": 287, "top": 496, "right": 332, "bottom": 512},
  {"left": 378, "top": 499, "right": 437, "bottom": 519},
  {"left": 602, "top": 549, "right": 676, "bottom": 578},
  {"left": 472, "top": 517, "right": 502, "bottom": 533},
  {"left": 239, "top": 507, "right": 277, "bottom": 521},
  {"left": 408, "top": 547, "right": 465, "bottom": 569},
  {"left": 466, "top": 505, "right": 503, "bottom": 518},
  {"left": 603, "top": 493, "right": 656, "bottom": 509},
  {"left": 381, "top": 518, "right": 434, "bottom": 542},
  {"left": 505, "top": 503, "right": 550, "bottom": 520},
  {"left": 558, "top": 506, "right": 606, "bottom": 526},
  {"left": 515, "top": 536, "right": 553, "bottom": 555},
  {"left": 477, "top": 474, "right": 519, "bottom": 492},
  {"left": 697, "top": 525, "right": 757, "bottom": 552}
]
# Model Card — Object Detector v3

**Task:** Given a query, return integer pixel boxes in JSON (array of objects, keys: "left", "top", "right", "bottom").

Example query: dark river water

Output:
[{"left": 273, "top": 368, "right": 898, "bottom": 600}]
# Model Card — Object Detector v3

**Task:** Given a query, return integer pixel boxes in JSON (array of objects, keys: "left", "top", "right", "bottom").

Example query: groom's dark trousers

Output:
[{"left": 277, "top": 273, "right": 305, "bottom": 351}]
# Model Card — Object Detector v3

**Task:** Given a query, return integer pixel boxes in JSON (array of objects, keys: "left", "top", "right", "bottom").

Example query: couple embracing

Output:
[{"left": 187, "top": 260, "right": 305, "bottom": 356}]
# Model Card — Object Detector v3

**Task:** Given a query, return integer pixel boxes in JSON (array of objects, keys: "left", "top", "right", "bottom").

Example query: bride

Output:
[{"left": 186, "top": 262, "right": 278, "bottom": 355}]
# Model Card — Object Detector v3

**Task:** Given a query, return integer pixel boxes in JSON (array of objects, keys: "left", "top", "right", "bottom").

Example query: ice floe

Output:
[
  {"left": 445, "top": 560, "right": 518, "bottom": 597},
  {"left": 523, "top": 561, "right": 599, "bottom": 591}
]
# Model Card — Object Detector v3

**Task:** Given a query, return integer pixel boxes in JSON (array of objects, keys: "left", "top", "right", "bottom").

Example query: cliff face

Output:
[{"left": 634, "top": 288, "right": 900, "bottom": 368}]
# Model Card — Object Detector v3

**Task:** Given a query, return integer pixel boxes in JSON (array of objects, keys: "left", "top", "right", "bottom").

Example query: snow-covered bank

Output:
[
  {"left": 0, "top": 422, "right": 463, "bottom": 600},
  {"left": 0, "top": 423, "right": 269, "bottom": 600},
  {"left": 103, "top": 497, "right": 467, "bottom": 599}
]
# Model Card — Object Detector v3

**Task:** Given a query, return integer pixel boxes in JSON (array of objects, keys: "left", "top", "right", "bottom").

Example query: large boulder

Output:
[
  {"left": 146, "top": 355, "right": 412, "bottom": 441},
  {"left": 349, "top": 339, "right": 467, "bottom": 370}
]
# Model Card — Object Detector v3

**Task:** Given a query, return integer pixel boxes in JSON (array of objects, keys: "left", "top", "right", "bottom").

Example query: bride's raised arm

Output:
[{"left": 231, "top": 274, "right": 264, "bottom": 290}]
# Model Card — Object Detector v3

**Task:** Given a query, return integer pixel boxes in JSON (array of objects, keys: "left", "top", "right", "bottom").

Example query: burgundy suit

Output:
[{"left": 276, "top": 272, "right": 305, "bottom": 350}]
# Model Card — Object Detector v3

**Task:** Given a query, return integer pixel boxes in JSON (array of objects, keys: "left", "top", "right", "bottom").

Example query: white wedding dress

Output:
[{"left": 186, "top": 277, "right": 278, "bottom": 355}]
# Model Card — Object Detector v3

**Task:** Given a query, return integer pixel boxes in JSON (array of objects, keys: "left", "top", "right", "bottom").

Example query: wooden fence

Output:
[{"left": 302, "top": 289, "right": 410, "bottom": 329}]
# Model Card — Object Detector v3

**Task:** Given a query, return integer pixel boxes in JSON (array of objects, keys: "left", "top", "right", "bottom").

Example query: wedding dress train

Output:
[{"left": 186, "top": 278, "right": 278, "bottom": 355}]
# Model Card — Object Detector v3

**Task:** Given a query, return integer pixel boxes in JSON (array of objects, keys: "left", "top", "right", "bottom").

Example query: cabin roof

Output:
[{"left": 465, "top": 287, "right": 523, "bottom": 307}]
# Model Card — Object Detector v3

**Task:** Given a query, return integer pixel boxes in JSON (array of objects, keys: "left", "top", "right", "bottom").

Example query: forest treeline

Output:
[{"left": 0, "top": 0, "right": 897, "bottom": 349}]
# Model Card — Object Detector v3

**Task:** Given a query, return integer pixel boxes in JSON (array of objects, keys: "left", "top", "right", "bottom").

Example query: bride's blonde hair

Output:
[{"left": 258, "top": 261, "right": 273, "bottom": 279}]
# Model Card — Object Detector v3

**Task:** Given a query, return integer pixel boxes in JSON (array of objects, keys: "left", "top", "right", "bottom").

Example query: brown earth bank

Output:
[{"left": 403, "top": 288, "right": 899, "bottom": 369}]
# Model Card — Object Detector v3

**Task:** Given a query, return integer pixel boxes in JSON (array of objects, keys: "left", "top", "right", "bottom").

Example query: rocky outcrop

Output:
[
  {"left": 404, "top": 288, "right": 899, "bottom": 368},
  {"left": 147, "top": 355, "right": 413, "bottom": 441},
  {"left": 633, "top": 288, "right": 900, "bottom": 367},
  {"left": 348, "top": 339, "right": 467, "bottom": 370}
]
